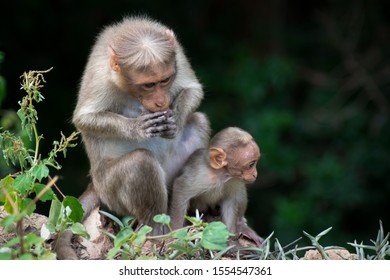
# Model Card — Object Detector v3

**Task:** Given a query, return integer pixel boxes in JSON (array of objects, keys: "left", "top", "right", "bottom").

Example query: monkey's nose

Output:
[{"left": 155, "top": 99, "right": 170, "bottom": 111}]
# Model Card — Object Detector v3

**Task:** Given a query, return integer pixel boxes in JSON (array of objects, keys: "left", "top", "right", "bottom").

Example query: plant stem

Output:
[{"left": 33, "top": 123, "right": 40, "bottom": 164}]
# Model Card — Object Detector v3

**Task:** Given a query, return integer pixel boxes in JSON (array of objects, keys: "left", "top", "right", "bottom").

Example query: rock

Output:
[
  {"left": 302, "top": 249, "right": 358, "bottom": 260},
  {"left": 75, "top": 207, "right": 114, "bottom": 260}
]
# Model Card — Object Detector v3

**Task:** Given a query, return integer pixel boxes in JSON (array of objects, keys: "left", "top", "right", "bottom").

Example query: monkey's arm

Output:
[
  {"left": 170, "top": 46, "right": 204, "bottom": 130},
  {"left": 169, "top": 179, "right": 193, "bottom": 230},
  {"left": 220, "top": 185, "right": 263, "bottom": 247},
  {"left": 220, "top": 183, "right": 248, "bottom": 234},
  {"left": 171, "top": 86, "right": 203, "bottom": 129},
  {"left": 73, "top": 110, "right": 174, "bottom": 140}
]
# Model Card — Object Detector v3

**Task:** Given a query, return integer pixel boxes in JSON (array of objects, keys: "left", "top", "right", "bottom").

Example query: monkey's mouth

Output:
[
  {"left": 141, "top": 105, "right": 171, "bottom": 114},
  {"left": 243, "top": 178, "right": 257, "bottom": 184}
]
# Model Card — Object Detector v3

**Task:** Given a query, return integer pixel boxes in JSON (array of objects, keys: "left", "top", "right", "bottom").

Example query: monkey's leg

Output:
[{"left": 95, "top": 149, "right": 168, "bottom": 235}]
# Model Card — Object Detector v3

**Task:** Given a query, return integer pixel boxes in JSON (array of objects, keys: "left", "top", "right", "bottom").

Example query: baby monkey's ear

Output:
[{"left": 209, "top": 147, "right": 228, "bottom": 169}]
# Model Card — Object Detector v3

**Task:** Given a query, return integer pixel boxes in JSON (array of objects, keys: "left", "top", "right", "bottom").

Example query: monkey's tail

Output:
[{"left": 56, "top": 230, "right": 78, "bottom": 260}]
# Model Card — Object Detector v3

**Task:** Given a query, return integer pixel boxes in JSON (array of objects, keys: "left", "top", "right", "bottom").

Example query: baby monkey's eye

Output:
[{"left": 248, "top": 161, "right": 257, "bottom": 169}]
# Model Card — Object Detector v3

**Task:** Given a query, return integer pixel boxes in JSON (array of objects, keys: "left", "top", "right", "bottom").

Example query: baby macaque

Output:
[{"left": 169, "top": 127, "right": 263, "bottom": 246}]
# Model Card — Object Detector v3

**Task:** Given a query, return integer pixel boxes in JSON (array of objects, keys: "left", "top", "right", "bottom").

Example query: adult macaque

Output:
[
  {"left": 57, "top": 16, "right": 209, "bottom": 259},
  {"left": 169, "top": 127, "right": 263, "bottom": 247}
]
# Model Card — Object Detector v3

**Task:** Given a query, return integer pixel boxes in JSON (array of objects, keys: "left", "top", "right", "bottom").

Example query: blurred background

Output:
[{"left": 1, "top": 0, "right": 389, "bottom": 248}]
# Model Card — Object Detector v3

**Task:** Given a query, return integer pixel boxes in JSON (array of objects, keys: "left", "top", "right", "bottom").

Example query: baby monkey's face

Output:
[{"left": 226, "top": 140, "right": 260, "bottom": 184}]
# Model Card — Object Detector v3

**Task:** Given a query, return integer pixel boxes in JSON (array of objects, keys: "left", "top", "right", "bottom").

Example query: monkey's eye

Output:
[
  {"left": 142, "top": 82, "right": 156, "bottom": 89},
  {"left": 160, "top": 76, "right": 171, "bottom": 85},
  {"left": 248, "top": 161, "right": 257, "bottom": 169}
]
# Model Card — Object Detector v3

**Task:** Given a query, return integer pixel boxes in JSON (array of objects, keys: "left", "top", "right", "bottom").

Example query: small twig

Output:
[{"left": 48, "top": 175, "right": 65, "bottom": 199}]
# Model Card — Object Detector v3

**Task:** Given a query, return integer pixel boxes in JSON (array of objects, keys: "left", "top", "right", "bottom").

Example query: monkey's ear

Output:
[
  {"left": 209, "top": 147, "right": 228, "bottom": 169},
  {"left": 165, "top": 29, "right": 177, "bottom": 45},
  {"left": 108, "top": 46, "right": 120, "bottom": 72}
]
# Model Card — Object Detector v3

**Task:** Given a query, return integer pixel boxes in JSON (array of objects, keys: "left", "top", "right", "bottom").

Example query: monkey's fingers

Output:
[
  {"left": 145, "top": 123, "right": 177, "bottom": 138},
  {"left": 164, "top": 115, "right": 176, "bottom": 125},
  {"left": 142, "top": 111, "right": 167, "bottom": 120},
  {"left": 163, "top": 109, "right": 175, "bottom": 118},
  {"left": 142, "top": 114, "right": 168, "bottom": 129},
  {"left": 160, "top": 125, "right": 178, "bottom": 139},
  {"left": 241, "top": 231, "right": 264, "bottom": 247}
]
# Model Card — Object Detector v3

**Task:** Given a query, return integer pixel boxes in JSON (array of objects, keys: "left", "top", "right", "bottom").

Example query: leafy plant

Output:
[
  {"left": 100, "top": 210, "right": 232, "bottom": 260},
  {"left": 0, "top": 68, "right": 86, "bottom": 259},
  {"left": 237, "top": 230, "right": 334, "bottom": 260},
  {"left": 348, "top": 221, "right": 390, "bottom": 260},
  {"left": 238, "top": 222, "right": 389, "bottom": 260}
]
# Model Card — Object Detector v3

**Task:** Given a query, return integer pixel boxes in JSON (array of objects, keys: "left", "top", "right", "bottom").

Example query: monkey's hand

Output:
[
  {"left": 140, "top": 111, "right": 177, "bottom": 139},
  {"left": 159, "top": 109, "right": 178, "bottom": 139},
  {"left": 239, "top": 228, "right": 264, "bottom": 247}
]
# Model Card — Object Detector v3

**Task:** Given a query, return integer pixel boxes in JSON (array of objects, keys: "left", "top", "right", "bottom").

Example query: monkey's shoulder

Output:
[{"left": 174, "top": 149, "right": 211, "bottom": 183}]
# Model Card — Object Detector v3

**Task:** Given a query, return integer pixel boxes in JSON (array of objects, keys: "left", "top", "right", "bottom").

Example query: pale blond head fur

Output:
[
  {"left": 210, "top": 127, "right": 254, "bottom": 150},
  {"left": 108, "top": 16, "right": 176, "bottom": 70}
]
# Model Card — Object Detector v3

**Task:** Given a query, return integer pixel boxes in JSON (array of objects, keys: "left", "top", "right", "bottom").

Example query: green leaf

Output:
[
  {"left": 34, "top": 183, "right": 55, "bottom": 202},
  {"left": 138, "top": 225, "right": 153, "bottom": 235},
  {"left": 106, "top": 246, "right": 121, "bottom": 260},
  {"left": 185, "top": 215, "right": 203, "bottom": 226},
  {"left": 134, "top": 225, "right": 152, "bottom": 246},
  {"left": 13, "top": 173, "right": 34, "bottom": 195},
  {"left": 99, "top": 210, "right": 124, "bottom": 228},
  {"left": 18, "top": 254, "right": 34, "bottom": 260},
  {"left": 121, "top": 215, "right": 135, "bottom": 227},
  {"left": 25, "top": 232, "right": 44, "bottom": 245},
  {"left": 71, "top": 222, "right": 90, "bottom": 239},
  {"left": 0, "top": 175, "right": 14, "bottom": 203},
  {"left": 47, "top": 198, "right": 62, "bottom": 226},
  {"left": 169, "top": 243, "right": 188, "bottom": 252},
  {"left": 16, "top": 108, "right": 26, "bottom": 123},
  {"left": 18, "top": 153, "right": 28, "bottom": 170},
  {"left": 3, "top": 191, "right": 17, "bottom": 214},
  {"left": 0, "top": 251, "right": 13, "bottom": 260},
  {"left": 0, "top": 215, "right": 15, "bottom": 228},
  {"left": 5, "top": 236, "right": 21, "bottom": 247},
  {"left": 63, "top": 196, "right": 84, "bottom": 223},
  {"left": 136, "top": 256, "right": 157, "bottom": 260},
  {"left": 174, "top": 229, "right": 188, "bottom": 240},
  {"left": 200, "top": 221, "right": 229, "bottom": 250},
  {"left": 21, "top": 198, "right": 35, "bottom": 216},
  {"left": 32, "top": 163, "right": 49, "bottom": 182},
  {"left": 153, "top": 214, "right": 171, "bottom": 225},
  {"left": 114, "top": 227, "right": 134, "bottom": 247}
]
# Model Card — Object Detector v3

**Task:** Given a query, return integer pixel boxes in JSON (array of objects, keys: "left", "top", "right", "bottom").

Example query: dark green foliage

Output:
[{"left": 195, "top": 1, "right": 390, "bottom": 246}]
